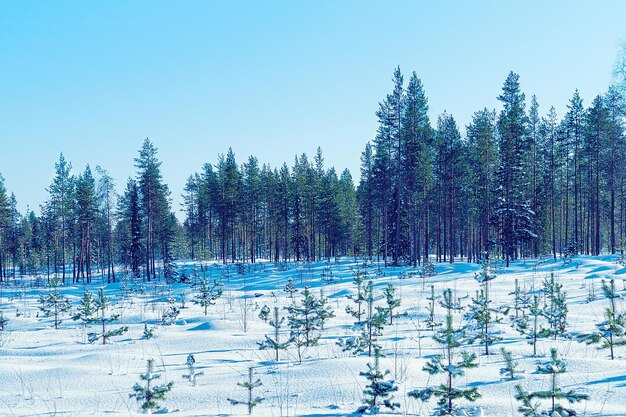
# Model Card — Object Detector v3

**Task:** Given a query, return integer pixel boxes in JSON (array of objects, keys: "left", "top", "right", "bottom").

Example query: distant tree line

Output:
[{"left": 0, "top": 67, "right": 624, "bottom": 281}]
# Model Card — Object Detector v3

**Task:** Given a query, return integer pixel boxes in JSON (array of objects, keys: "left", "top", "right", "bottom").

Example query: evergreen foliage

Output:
[{"left": 130, "top": 359, "right": 174, "bottom": 414}]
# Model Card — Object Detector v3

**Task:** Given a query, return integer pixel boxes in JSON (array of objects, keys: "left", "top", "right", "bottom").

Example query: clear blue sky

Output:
[{"left": 1, "top": 1, "right": 624, "bottom": 216}]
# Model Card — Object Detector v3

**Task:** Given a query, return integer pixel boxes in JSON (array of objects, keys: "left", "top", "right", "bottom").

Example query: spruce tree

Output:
[
  {"left": 492, "top": 72, "right": 533, "bottom": 266},
  {"left": 284, "top": 277, "right": 298, "bottom": 300}
]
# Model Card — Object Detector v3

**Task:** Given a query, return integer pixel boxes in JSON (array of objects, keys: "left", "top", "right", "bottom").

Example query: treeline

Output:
[
  {"left": 0, "top": 139, "right": 180, "bottom": 283},
  {"left": 359, "top": 69, "right": 625, "bottom": 266},
  {"left": 0, "top": 68, "right": 624, "bottom": 281}
]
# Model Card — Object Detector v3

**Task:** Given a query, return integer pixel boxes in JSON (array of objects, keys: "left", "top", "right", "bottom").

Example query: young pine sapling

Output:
[
  {"left": 258, "top": 306, "right": 291, "bottom": 361},
  {"left": 357, "top": 348, "right": 400, "bottom": 414},
  {"left": 514, "top": 348, "right": 588, "bottom": 416},
  {"left": 38, "top": 277, "right": 71, "bottom": 330},
  {"left": 228, "top": 367, "right": 265, "bottom": 415},
  {"left": 130, "top": 359, "right": 174, "bottom": 414}
]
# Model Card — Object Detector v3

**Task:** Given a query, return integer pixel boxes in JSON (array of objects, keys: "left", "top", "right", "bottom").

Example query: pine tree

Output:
[
  {"left": 576, "top": 279, "right": 626, "bottom": 359},
  {"left": 258, "top": 305, "right": 270, "bottom": 323},
  {"left": 338, "top": 281, "right": 388, "bottom": 357},
  {"left": 284, "top": 287, "right": 325, "bottom": 348},
  {"left": 88, "top": 288, "right": 128, "bottom": 344},
  {"left": 130, "top": 359, "right": 174, "bottom": 414},
  {"left": 117, "top": 178, "right": 142, "bottom": 278},
  {"left": 38, "top": 277, "right": 71, "bottom": 329},
  {"left": 48, "top": 154, "right": 73, "bottom": 284},
  {"left": 346, "top": 269, "right": 367, "bottom": 322},
  {"left": 192, "top": 278, "right": 223, "bottom": 315},
  {"left": 357, "top": 348, "right": 400, "bottom": 414},
  {"left": 0, "top": 173, "right": 10, "bottom": 283},
  {"left": 425, "top": 284, "right": 441, "bottom": 331},
  {"left": 284, "top": 277, "right": 298, "bottom": 300},
  {"left": 228, "top": 367, "right": 265, "bottom": 415},
  {"left": 515, "top": 348, "right": 588, "bottom": 416},
  {"left": 492, "top": 72, "right": 534, "bottom": 266},
  {"left": 0, "top": 310, "right": 8, "bottom": 331},
  {"left": 383, "top": 283, "right": 401, "bottom": 324},
  {"left": 542, "top": 273, "right": 568, "bottom": 339},
  {"left": 499, "top": 347, "right": 520, "bottom": 380},
  {"left": 95, "top": 166, "right": 117, "bottom": 283},
  {"left": 72, "top": 289, "right": 96, "bottom": 327},
  {"left": 142, "top": 323, "right": 155, "bottom": 339},
  {"left": 409, "top": 300, "right": 480, "bottom": 415},
  {"left": 316, "top": 288, "right": 335, "bottom": 330},
  {"left": 258, "top": 306, "right": 291, "bottom": 361},
  {"left": 182, "top": 354, "right": 204, "bottom": 386},
  {"left": 465, "top": 257, "right": 505, "bottom": 355}
]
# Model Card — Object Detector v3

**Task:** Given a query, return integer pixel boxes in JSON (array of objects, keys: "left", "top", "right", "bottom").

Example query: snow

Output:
[{"left": 1, "top": 256, "right": 626, "bottom": 416}]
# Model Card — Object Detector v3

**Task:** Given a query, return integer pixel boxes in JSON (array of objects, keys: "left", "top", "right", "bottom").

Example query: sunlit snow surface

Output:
[{"left": 1, "top": 255, "right": 626, "bottom": 416}]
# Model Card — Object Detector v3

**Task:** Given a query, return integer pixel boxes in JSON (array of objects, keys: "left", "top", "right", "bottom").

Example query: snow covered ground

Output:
[{"left": 1, "top": 255, "right": 626, "bottom": 416}]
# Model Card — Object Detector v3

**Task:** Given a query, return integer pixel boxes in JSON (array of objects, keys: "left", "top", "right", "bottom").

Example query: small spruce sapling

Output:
[
  {"left": 130, "top": 359, "right": 174, "bottom": 414},
  {"left": 467, "top": 256, "right": 506, "bottom": 354},
  {"left": 514, "top": 348, "right": 588, "bottom": 416},
  {"left": 357, "top": 348, "right": 400, "bottom": 414},
  {"left": 228, "top": 367, "right": 265, "bottom": 415},
  {"left": 284, "top": 287, "right": 325, "bottom": 347},
  {"left": 522, "top": 295, "right": 550, "bottom": 356},
  {"left": 182, "top": 354, "right": 204, "bottom": 386},
  {"left": 465, "top": 287, "right": 507, "bottom": 355},
  {"left": 38, "top": 277, "right": 71, "bottom": 330},
  {"left": 421, "top": 259, "right": 437, "bottom": 287},
  {"left": 510, "top": 278, "right": 532, "bottom": 326}
]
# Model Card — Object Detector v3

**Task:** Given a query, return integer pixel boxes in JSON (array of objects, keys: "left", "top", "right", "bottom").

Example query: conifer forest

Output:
[{"left": 1, "top": 3, "right": 626, "bottom": 417}]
